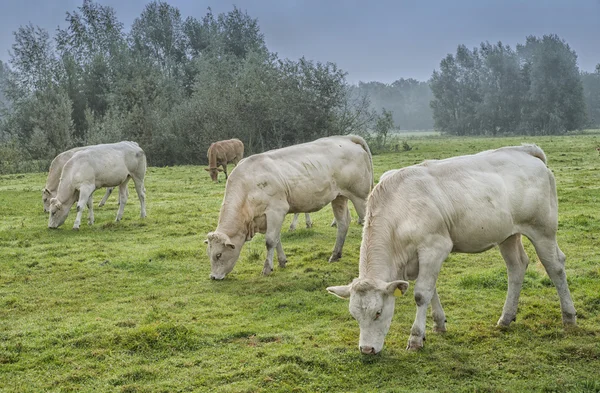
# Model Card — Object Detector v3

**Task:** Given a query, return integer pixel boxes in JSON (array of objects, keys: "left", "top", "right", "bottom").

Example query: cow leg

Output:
[
  {"left": 130, "top": 173, "right": 146, "bottom": 219},
  {"left": 329, "top": 195, "right": 350, "bottom": 262},
  {"left": 115, "top": 180, "right": 130, "bottom": 221},
  {"left": 305, "top": 213, "right": 312, "bottom": 229},
  {"left": 530, "top": 235, "right": 577, "bottom": 326},
  {"left": 98, "top": 187, "right": 114, "bottom": 207},
  {"left": 86, "top": 194, "right": 94, "bottom": 226},
  {"left": 222, "top": 164, "right": 228, "bottom": 179},
  {"left": 431, "top": 288, "right": 446, "bottom": 333},
  {"left": 407, "top": 239, "right": 452, "bottom": 350},
  {"left": 262, "top": 210, "right": 286, "bottom": 275},
  {"left": 497, "top": 234, "right": 529, "bottom": 326},
  {"left": 276, "top": 235, "right": 287, "bottom": 268},
  {"left": 289, "top": 213, "right": 300, "bottom": 231},
  {"left": 73, "top": 185, "right": 95, "bottom": 230},
  {"left": 349, "top": 195, "right": 367, "bottom": 225}
]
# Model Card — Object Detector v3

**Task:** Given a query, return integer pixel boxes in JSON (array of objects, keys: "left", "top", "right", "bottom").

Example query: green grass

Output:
[{"left": 1, "top": 134, "right": 600, "bottom": 392}]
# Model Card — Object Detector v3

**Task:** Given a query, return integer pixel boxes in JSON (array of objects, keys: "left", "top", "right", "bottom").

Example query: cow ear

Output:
[
  {"left": 225, "top": 241, "right": 235, "bottom": 249},
  {"left": 327, "top": 285, "right": 351, "bottom": 299},
  {"left": 203, "top": 239, "right": 209, "bottom": 244},
  {"left": 204, "top": 168, "right": 211, "bottom": 172},
  {"left": 43, "top": 188, "right": 51, "bottom": 195},
  {"left": 386, "top": 280, "right": 409, "bottom": 297}
]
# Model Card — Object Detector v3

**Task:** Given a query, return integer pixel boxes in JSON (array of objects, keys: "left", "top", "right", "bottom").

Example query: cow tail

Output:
[
  {"left": 349, "top": 135, "right": 374, "bottom": 189},
  {"left": 521, "top": 143, "right": 547, "bottom": 165}
]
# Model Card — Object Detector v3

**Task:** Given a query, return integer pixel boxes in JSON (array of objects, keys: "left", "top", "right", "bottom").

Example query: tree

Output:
[
  {"left": 581, "top": 65, "right": 600, "bottom": 128},
  {"left": 517, "top": 35, "right": 586, "bottom": 134},
  {"left": 374, "top": 108, "right": 394, "bottom": 149}
]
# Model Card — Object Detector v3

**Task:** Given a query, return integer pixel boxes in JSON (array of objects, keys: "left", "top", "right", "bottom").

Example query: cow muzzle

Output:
[
  {"left": 209, "top": 273, "right": 225, "bottom": 280},
  {"left": 360, "top": 346, "right": 378, "bottom": 355}
]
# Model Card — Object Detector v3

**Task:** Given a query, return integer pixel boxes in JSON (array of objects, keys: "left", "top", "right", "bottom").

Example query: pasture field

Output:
[{"left": 1, "top": 134, "right": 600, "bottom": 393}]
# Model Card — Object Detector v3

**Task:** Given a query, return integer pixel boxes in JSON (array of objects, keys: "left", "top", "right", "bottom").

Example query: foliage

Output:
[
  {"left": 1, "top": 134, "right": 600, "bottom": 391},
  {"left": 431, "top": 36, "right": 589, "bottom": 135},
  {"left": 0, "top": 1, "right": 371, "bottom": 173},
  {"left": 353, "top": 79, "right": 434, "bottom": 130},
  {"left": 374, "top": 108, "right": 394, "bottom": 149},
  {"left": 581, "top": 65, "right": 600, "bottom": 128}
]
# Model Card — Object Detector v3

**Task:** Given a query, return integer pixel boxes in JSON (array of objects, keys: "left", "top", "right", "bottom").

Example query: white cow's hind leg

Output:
[
  {"left": 329, "top": 196, "right": 350, "bottom": 262},
  {"left": 289, "top": 213, "right": 300, "bottom": 231},
  {"left": 73, "top": 185, "right": 95, "bottom": 230},
  {"left": 86, "top": 194, "right": 94, "bottom": 225},
  {"left": 497, "top": 234, "right": 529, "bottom": 326},
  {"left": 115, "top": 180, "right": 130, "bottom": 221},
  {"left": 131, "top": 173, "right": 146, "bottom": 219},
  {"left": 262, "top": 210, "right": 286, "bottom": 275},
  {"left": 407, "top": 239, "right": 452, "bottom": 350},
  {"left": 349, "top": 195, "right": 367, "bottom": 225},
  {"left": 98, "top": 187, "right": 114, "bottom": 207},
  {"left": 530, "top": 236, "right": 577, "bottom": 326},
  {"left": 304, "top": 213, "right": 312, "bottom": 229}
]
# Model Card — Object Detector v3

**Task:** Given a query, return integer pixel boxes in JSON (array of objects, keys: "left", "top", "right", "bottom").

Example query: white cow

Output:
[
  {"left": 327, "top": 145, "right": 577, "bottom": 354},
  {"left": 48, "top": 141, "right": 147, "bottom": 229},
  {"left": 43, "top": 147, "right": 115, "bottom": 213},
  {"left": 205, "top": 135, "right": 373, "bottom": 280}
]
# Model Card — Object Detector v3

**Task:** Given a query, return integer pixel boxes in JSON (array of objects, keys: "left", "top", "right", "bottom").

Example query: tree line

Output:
[
  {"left": 430, "top": 36, "right": 600, "bottom": 135},
  {"left": 0, "top": 0, "right": 374, "bottom": 174},
  {"left": 0, "top": 1, "right": 599, "bottom": 174}
]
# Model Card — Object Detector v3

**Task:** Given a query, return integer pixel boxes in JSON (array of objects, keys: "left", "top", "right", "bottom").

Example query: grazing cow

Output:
[
  {"left": 327, "top": 145, "right": 576, "bottom": 354},
  {"left": 205, "top": 138, "right": 244, "bottom": 182},
  {"left": 48, "top": 141, "right": 147, "bottom": 229},
  {"left": 43, "top": 147, "right": 114, "bottom": 213},
  {"left": 205, "top": 135, "right": 373, "bottom": 280}
]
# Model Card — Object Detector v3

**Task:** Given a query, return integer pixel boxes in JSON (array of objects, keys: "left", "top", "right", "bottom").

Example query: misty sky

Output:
[{"left": 1, "top": 0, "right": 598, "bottom": 84}]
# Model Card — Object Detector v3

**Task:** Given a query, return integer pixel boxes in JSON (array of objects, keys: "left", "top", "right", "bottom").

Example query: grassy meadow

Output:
[{"left": 1, "top": 134, "right": 600, "bottom": 392}]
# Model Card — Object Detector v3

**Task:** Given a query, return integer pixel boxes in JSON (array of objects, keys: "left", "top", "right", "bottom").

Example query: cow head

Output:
[
  {"left": 42, "top": 188, "right": 52, "bottom": 212},
  {"left": 327, "top": 278, "right": 409, "bottom": 355},
  {"left": 48, "top": 198, "right": 71, "bottom": 228},
  {"left": 204, "top": 167, "right": 223, "bottom": 183},
  {"left": 204, "top": 231, "right": 244, "bottom": 279}
]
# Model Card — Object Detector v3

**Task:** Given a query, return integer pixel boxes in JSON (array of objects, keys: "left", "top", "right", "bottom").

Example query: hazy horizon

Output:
[{"left": 1, "top": 0, "right": 598, "bottom": 84}]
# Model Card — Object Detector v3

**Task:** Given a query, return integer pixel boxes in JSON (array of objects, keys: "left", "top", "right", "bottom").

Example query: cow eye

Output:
[
  {"left": 375, "top": 311, "right": 381, "bottom": 320},
  {"left": 216, "top": 253, "right": 222, "bottom": 260}
]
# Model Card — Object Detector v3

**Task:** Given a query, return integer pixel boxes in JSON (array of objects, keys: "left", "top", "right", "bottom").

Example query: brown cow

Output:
[{"left": 205, "top": 139, "right": 244, "bottom": 182}]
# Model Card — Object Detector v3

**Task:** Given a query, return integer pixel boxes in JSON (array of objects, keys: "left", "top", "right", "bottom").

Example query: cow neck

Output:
[
  {"left": 358, "top": 220, "right": 405, "bottom": 283},
  {"left": 216, "top": 186, "right": 252, "bottom": 239},
  {"left": 208, "top": 144, "right": 218, "bottom": 169},
  {"left": 55, "top": 163, "right": 77, "bottom": 204}
]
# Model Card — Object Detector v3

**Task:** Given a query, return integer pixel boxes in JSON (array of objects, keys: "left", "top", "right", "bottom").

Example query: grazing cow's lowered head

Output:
[
  {"left": 327, "top": 278, "right": 409, "bottom": 355},
  {"left": 42, "top": 188, "right": 52, "bottom": 212},
  {"left": 48, "top": 198, "right": 72, "bottom": 229},
  {"left": 204, "top": 167, "right": 223, "bottom": 183},
  {"left": 205, "top": 231, "right": 244, "bottom": 279}
]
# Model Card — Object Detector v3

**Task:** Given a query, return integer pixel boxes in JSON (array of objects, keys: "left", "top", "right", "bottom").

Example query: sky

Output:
[{"left": 0, "top": 0, "right": 598, "bottom": 84}]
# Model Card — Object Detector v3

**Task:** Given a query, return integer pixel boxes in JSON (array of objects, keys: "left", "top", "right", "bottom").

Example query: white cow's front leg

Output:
[
  {"left": 431, "top": 288, "right": 446, "bottom": 333},
  {"left": 407, "top": 241, "right": 451, "bottom": 350},
  {"left": 262, "top": 210, "right": 286, "bottom": 276},
  {"left": 276, "top": 236, "right": 287, "bottom": 268},
  {"left": 73, "top": 185, "right": 95, "bottom": 230}
]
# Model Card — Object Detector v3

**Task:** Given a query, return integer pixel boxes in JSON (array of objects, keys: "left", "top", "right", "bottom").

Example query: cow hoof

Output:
[
  {"left": 306, "top": 223, "right": 312, "bottom": 229},
  {"left": 288, "top": 226, "right": 296, "bottom": 232},
  {"left": 278, "top": 259, "right": 287, "bottom": 268},
  {"left": 72, "top": 226, "right": 80, "bottom": 231},
  {"left": 328, "top": 253, "right": 341, "bottom": 263},
  {"left": 262, "top": 267, "right": 273, "bottom": 276},
  {"left": 406, "top": 336, "right": 424, "bottom": 351},
  {"left": 433, "top": 325, "right": 446, "bottom": 333},
  {"left": 497, "top": 316, "right": 515, "bottom": 327}
]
